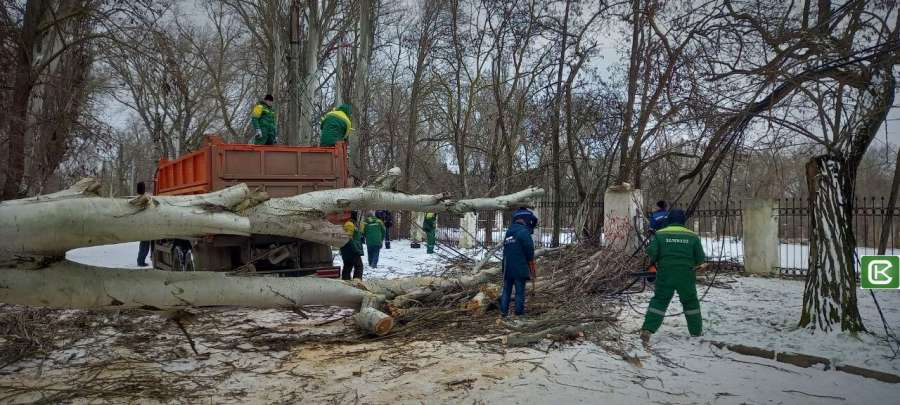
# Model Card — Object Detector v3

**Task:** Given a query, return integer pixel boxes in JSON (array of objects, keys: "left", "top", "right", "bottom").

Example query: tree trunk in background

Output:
[
  {"left": 2, "top": 65, "right": 33, "bottom": 200},
  {"left": 26, "top": 0, "right": 93, "bottom": 194},
  {"left": 799, "top": 156, "right": 865, "bottom": 332},
  {"left": 550, "top": 0, "right": 571, "bottom": 247},
  {"left": 400, "top": 3, "right": 437, "bottom": 237},
  {"left": 299, "top": 1, "right": 321, "bottom": 144},
  {"left": 350, "top": 0, "right": 374, "bottom": 182},
  {"left": 2, "top": 0, "right": 47, "bottom": 200},
  {"left": 615, "top": 0, "right": 642, "bottom": 186},
  {"left": 285, "top": 0, "right": 301, "bottom": 145}
]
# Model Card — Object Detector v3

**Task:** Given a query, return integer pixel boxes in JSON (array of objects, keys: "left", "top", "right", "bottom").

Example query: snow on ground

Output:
[
  {"left": 624, "top": 276, "right": 900, "bottom": 374},
  {"left": 333, "top": 239, "right": 496, "bottom": 279},
  {"left": 47, "top": 242, "right": 900, "bottom": 403},
  {"left": 67, "top": 241, "right": 150, "bottom": 269}
]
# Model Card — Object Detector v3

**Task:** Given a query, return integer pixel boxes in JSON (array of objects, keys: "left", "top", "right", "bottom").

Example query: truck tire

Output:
[{"left": 172, "top": 244, "right": 194, "bottom": 272}]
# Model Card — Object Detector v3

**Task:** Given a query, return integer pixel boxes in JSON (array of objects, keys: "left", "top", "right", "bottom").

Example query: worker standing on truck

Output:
[
  {"left": 136, "top": 182, "right": 151, "bottom": 267},
  {"left": 361, "top": 212, "right": 386, "bottom": 268},
  {"left": 375, "top": 210, "right": 394, "bottom": 249},
  {"left": 500, "top": 208, "right": 538, "bottom": 318},
  {"left": 319, "top": 103, "right": 352, "bottom": 146},
  {"left": 340, "top": 212, "right": 365, "bottom": 280},
  {"left": 250, "top": 94, "right": 277, "bottom": 145},
  {"left": 640, "top": 209, "right": 707, "bottom": 346},
  {"left": 422, "top": 212, "right": 437, "bottom": 254}
]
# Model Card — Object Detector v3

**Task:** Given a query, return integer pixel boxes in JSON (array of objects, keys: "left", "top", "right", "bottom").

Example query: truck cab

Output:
[{"left": 152, "top": 135, "right": 349, "bottom": 277}]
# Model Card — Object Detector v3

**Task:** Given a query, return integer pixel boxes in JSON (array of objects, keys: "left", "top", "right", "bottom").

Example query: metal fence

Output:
[
  {"left": 392, "top": 199, "right": 597, "bottom": 249},
  {"left": 775, "top": 197, "right": 900, "bottom": 277},
  {"left": 432, "top": 200, "right": 594, "bottom": 249},
  {"left": 389, "top": 196, "right": 899, "bottom": 278},
  {"left": 690, "top": 201, "right": 744, "bottom": 264}
]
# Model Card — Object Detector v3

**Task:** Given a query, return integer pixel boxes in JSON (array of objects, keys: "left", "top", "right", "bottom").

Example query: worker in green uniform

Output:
[
  {"left": 319, "top": 103, "right": 352, "bottom": 146},
  {"left": 640, "top": 209, "right": 706, "bottom": 345},
  {"left": 340, "top": 212, "right": 365, "bottom": 280},
  {"left": 360, "top": 212, "right": 386, "bottom": 268},
  {"left": 250, "top": 94, "right": 277, "bottom": 145},
  {"left": 422, "top": 212, "right": 437, "bottom": 254}
]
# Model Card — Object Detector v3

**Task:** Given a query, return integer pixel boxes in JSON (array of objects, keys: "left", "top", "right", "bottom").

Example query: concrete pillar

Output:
[
  {"left": 412, "top": 212, "right": 425, "bottom": 242},
  {"left": 459, "top": 212, "right": 477, "bottom": 249},
  {"left": 602, "top": 184, "right": 644, "bottom": 252},
  {"left": 743, "top": 199, "right": 779, "bottom": 275}
]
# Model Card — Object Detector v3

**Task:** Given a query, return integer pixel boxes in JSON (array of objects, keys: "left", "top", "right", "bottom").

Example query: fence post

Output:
[
  {"left": 743, "top": 199, "right": 779, "bottom": 275},
  {"left": 412, "top": 212, "right": 425, "bottom": 242},
  {"left": 459, "top": 212, "right": 477, "bottom": 249},
  {"left": 602, "top": 184, "right": 644, "bottom": 252}
]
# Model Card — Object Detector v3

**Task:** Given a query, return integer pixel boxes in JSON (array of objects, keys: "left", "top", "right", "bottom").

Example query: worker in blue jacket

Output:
[
  {"left": 500, "top": 208, "right": 538, "bottom": 317},
  {"left": 649, "top": 200, "right": 669, "bottom": 231}
]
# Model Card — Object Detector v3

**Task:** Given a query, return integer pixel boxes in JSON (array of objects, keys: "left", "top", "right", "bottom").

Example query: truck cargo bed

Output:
[{"left": 152, "top": 135, "right": 350, "bottom": 277}]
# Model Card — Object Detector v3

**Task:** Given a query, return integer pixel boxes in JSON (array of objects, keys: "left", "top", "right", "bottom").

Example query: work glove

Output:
[{"left": 528, "top": 260, "right": 537, "bottom": 279}]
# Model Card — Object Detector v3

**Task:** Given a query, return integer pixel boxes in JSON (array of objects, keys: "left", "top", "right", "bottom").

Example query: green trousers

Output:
[
  {"left": 641, "top": 269, "right": 702, "bottom": 336},
  {"left": 426, "top": 230, "right": 436, "bottom": 253},
  {"left": 253, "top": 128, "right": 276, "bottom": 145}
]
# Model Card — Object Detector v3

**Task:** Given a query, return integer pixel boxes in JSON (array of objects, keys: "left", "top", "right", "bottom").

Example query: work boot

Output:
[{"left": 640, "top": 329, "right": 652, "bottom": 348}]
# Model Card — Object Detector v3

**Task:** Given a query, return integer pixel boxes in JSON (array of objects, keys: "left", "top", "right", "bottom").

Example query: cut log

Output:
[
  {"left": 464, "top": 285, "right": 499, "bottom": 314},
  {"left": 355, "top": 307, "right": 395, "bottom": 336}
]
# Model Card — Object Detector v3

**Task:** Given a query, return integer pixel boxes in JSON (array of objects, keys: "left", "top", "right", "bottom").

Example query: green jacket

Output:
[
  {"left": 340, "top": 220, "right": 364, "bottom": 258},
  {"left": 319, "top": 103, "right": 352, "bottom": 146},
  {"left": 647, "top": 225, "right": 705, "bottom": 271},
  {"left": 250, "top": 101, "right": 277, "bottom": 144},
  {"left": 361, "top": 216, "right": 386, "bottom": 247},
  {"left": 422, "top": 213, "right": 436, "bottom": 232}
]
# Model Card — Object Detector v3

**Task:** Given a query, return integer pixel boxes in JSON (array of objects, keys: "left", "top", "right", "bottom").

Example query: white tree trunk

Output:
[
  {"left": 0, "top": 261, "right": 370, "bottom": 310},
  {"left": 0, "top": 180, "right": 253, "bottom": 258},
  {"left": 799, "top": 155, "right": 865, "bottom": 332}
]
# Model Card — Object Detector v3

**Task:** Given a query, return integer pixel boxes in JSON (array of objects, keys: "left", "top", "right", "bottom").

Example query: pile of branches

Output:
[{"left": 375, "top": 244, "right": 648, "bottom": 347}]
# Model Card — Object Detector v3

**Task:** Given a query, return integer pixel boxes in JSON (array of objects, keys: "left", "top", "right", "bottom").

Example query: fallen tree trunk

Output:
[
  {"left": 0, "top": 168, "right": 545, "bottom": 337},
  {"left": 0, "top": 261, "right": 371, "bottom": 309},
  {"left": 2, "top": 169, "right": 545, "bottom": 257},
  {"left": 0, "top": 180, "right": 254, "bottom": 258}
]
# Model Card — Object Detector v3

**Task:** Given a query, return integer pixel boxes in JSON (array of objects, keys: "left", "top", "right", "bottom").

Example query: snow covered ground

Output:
[
  {"left": 67, "top": 242, "right": 151, "bottom": 269},
  {"left": 44, "top": 242, "right": 900, "bottom": 403},
  {"left": 333, "top": 239, "right": 494, "bottom": 279}
]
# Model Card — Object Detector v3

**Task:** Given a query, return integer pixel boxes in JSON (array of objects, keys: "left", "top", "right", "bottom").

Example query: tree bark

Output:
[
  {"left": 286, "top": 0, "right": 301, "bottom": 145},
  {"left": 549, "top": 0, "right": 571, "bottom": 247},
  {"left": 799, "top": 155, "right": 865, "bottom": 332}
]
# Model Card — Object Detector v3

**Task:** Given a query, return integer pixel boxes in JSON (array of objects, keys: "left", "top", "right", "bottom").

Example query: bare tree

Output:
[{"left": 685, "top": 0, "right": 899, "bottom": 332}]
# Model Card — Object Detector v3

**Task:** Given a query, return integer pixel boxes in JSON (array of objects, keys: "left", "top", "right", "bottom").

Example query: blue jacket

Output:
[
  {"left": 502, "top": 222, "right": 535, "bottom": 280},
  {"left": 649, "top": 210, "right": 669, "bottom": 230}
]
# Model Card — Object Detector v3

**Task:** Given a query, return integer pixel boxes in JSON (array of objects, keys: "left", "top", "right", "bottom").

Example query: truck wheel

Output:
[{"left": 172, "top": 245, "right": 194, "bottom": 272}]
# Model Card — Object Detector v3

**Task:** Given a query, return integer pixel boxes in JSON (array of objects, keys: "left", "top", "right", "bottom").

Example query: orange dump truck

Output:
[{"left": 152, "top": 135, "right": 349, "bottom": 277}]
